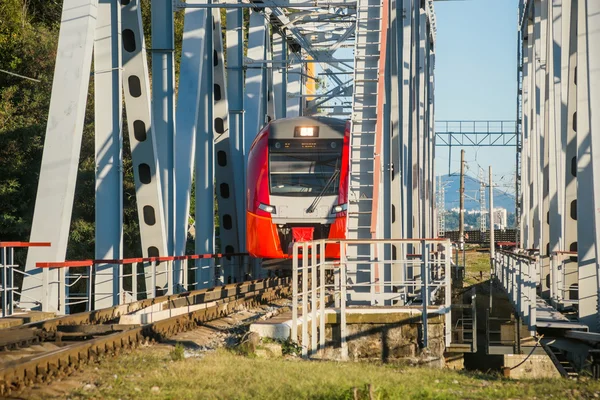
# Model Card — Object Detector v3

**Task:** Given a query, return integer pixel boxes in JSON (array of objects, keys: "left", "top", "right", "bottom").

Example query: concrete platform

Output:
[
  {"left": 249, "top": 306, "right": 445, "bottom": 341},
  {"left": 0, "top": 311, "right": 56, "bottom": 329}
]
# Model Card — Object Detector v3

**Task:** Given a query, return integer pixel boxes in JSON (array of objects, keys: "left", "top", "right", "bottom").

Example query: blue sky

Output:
[{"left": 434, "top": 0, "right": 519, "bottom": 194}]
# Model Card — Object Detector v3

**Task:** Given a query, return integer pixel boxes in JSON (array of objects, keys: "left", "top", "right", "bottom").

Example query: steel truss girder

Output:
[
  {"left": 121, "top": 0, "right": 170, "bottom": 292},
  {"left": 225, "top": 7, "right": 246, "bottom": 255},
  {"left": 576, "top": 0, "right": 600, "bottom": 331},
  {"left": 560, "top": 0, "right": 577, "bottom": 307},
  {"left": 244, "top": 10, "right": 268, "bottom": 158},
  {"left": 273, "top": 33, "right": 288, "bottom": 119},
  {"left": 94, "top": 0, "right": 123, "bottom": 309},
  {"left": 175, "top": 3, "right": 209, "bottom": 288},
  {"left": 213, "top": 9, "right": 244, "bottom": 283},
  {"left": 22, "top": 0, "right": 98, "bottom": 312},
  {"left": 152, "top": 0, "right": 177, "bottom": 284}
]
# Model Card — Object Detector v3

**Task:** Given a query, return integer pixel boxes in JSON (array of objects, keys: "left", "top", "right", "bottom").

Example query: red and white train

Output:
[{"left": 246, "top": 116, "right": 350, "bottom": 259}]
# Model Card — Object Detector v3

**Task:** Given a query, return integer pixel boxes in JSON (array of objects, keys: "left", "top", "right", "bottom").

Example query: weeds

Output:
[{"left": 170, "top": 343, "right": 185, "bottom": 361}]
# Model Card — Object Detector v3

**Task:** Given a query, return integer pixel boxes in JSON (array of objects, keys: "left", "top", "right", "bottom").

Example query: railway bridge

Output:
[{"left": 0, "top": 0, "right": 600, "bottom": 372}]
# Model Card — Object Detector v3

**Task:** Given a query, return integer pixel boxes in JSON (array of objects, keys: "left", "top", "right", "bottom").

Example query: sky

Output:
[{"left": 433, "top": 0, "right": 519, "bottom": 195}]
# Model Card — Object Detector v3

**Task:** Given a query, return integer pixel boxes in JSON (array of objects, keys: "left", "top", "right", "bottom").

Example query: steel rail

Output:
[{"left": 0, "top": 278, "right": 290, "bottom": 396}]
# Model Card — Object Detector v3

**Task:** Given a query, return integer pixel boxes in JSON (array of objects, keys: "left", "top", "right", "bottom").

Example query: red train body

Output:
[{"left": 246, "top": 116, "right": 350, "bottom": 259}]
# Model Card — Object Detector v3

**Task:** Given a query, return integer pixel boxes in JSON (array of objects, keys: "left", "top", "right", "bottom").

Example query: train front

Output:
[{"left": 246, "top": 116, "right": 349, "bottom": 259}]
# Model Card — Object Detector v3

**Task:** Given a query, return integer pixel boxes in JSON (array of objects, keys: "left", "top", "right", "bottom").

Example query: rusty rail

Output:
[{"left": 0, "top": 277, "right": 290, "bottom": 396}]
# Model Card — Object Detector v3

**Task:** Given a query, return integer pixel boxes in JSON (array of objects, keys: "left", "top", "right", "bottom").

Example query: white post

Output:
[
  {"left": 340, "top": 243, "right": 348, "bottom": 361},
  {"left": 292, "top": 243, "right": 299, "bottom": 344},
  {"left": 311, "top": 242, "right": 318, "bottom": 356},
  {"left": 319, "top": 240, "right": 326, "bottom": 351},
  {"left": 301, "top": 242, "right": 308, "bottom": 358}
]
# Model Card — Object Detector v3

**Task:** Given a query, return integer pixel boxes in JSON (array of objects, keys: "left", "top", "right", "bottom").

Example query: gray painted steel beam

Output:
[
  {"left": 213, "top": 9, "right": 243, "bottom": 283},
  {"left": 561, "top": 0, "right": 578, "bottom": 305},
  {"left": 576, "top": 0, "right": 600, "bottom": 331},
  {"left": 400, "top": 0, "right": 412, "bottom": 241},
  {"left": 244, "top": 10, "right": 268, "bottom": 159},
  {"left": 22, "top": 0, "right": 98, "bottom": 311},
  {"left": 94, "top": 0, "right": 123, "bottom": 309},
  {"left": 152, "top": 0, "right": 177, "bottom": 280},
  {"left": 226, "top": 7, "right": 247, "bottom": 253},
  {"left": 196, "top": 10, "right": 215, "bottom": 287},
  {"left": 273, "top": 33, "right": 287, "bottom": 119},
  {"left": 175, "top": 4, "right": 208, "bottom": 288},
  {"left": 121, "top": 0, "right": 169, "bottom": 293}
]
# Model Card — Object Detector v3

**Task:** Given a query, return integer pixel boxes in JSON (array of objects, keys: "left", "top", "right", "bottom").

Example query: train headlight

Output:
[
  {"left": 294, "top": 126, "right": 319, "bottom": 137},
  {"left": 259, "top": 203, "right": 277, "bottom": 214},
  {"left": 332, "top": 203, "right": 348, "bottom": 214}
]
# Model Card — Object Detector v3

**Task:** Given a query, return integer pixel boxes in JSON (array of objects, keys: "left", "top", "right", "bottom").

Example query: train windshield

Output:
[{"left": 270, "top": 151, "right": 342, "bottom": 196}]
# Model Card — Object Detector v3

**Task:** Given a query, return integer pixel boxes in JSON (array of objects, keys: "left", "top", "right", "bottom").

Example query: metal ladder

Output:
[{"left": 346, "top": 0, "right": 384, "bottom": 303}]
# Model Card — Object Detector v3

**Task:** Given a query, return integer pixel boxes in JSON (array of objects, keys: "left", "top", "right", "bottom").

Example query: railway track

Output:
[{"left": 0, "top": 277, "right": 290, "bottom": 396}]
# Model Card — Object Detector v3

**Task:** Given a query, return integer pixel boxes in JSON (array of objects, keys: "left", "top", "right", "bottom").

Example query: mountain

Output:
[{"left": 439, "top": 174, "right": 515, "bottom": 213}]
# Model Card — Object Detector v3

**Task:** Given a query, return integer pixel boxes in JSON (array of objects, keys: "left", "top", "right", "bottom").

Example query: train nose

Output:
[{"left": 303, "top": 205, "right": 329, "bottom": 217}]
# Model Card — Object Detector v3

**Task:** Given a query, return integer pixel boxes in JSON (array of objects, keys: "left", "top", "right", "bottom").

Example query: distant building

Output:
[{"left": 493, "top": 208, "right": 507, "bottom": 229}]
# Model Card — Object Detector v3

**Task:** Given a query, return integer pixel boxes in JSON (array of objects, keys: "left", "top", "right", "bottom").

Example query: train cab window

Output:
[{"left": 270, "top": 151, "right": 341, "bottom": 196}]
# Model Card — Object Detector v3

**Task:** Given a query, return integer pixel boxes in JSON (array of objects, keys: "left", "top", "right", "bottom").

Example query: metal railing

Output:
[
  {"left": 1, "top": 245, "right": 250, "bottom": 316},
  {"left": 291, "top": 239, "right": 452, "bottom": 360},
  {"left": 1, "top": 242, "right": 51, "bottom": 317},
  {"left": 549, "top": 251, "right": 579, "bottom": 308},
  {"left": 493, "top": 249, "right": 537, "bottom": 332}
]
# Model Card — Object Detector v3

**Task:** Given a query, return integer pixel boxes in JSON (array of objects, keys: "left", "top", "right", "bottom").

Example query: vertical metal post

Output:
[
  {"left": 340, "top": 243, "right": 348, "bottom": 361},
  {"left": 292, "top": 243, "right": 299, "bottom": 343},
  {"left": 459, "top": 150, "right": 465, "bottom": 251},
  {"left": 301, "top": 242, "right": 308, "bottom": 358},
  {"left": 577, "top": 0, "right": 600, "bottom": 332},
  {"left": 94, "top": 0, "right": 123, "bottom": 310},
  {"left": 320, "top": 240, "right": 326, "bottom": 351},
  {"left": 226, "top": 6, "right": 246, "bottom": 253},
  {"left": 244, "top": 10, "right": 267, "bottom": 159},
  {"left": 489, "top": 167, "right": 495, "bottom": 275},
  {"left": 88, "top": 265, "right": 94, "bottom": 311},
  {"left": 183, "top": 259, "right": 188, "bottom": 291},
  {"left": 121, "top": 0, "right": 169, "bottom": 291},
  {"left": 132, "top": 262, "right": 138, "bottom": 301},
  {"left": 151, "top": 261, "right": 157, "bottom": 298},
  {"left": 272, "top": 33, "right": 287, "bottom": 120},
  {"left": 1, "top": 247, "right": 6, "bottom": 317},
  {"left": 472, "top": 293, "right": 477, "bottom": 351},
  {"left": 41, "top": 267, "right": 48, "bottom": 312},
  {"left": 400, "top": 0, "right": 412, "bottom": 241},
  {"left": 58, "top": 267, "right": 66, "bottom": 315},
  {"left": 175, "top": 2, "right": 208, "bottom": 286},
  {"left": 7, "top": 248, "right": 14, "bottom": 315},
  {"left": 444, "top": 240, "right": 452, "bottom": 347},
  {"left": 196, "top": 9, "right": 215, "bottom": 289},
  {"left": 311, "top": 242, "right": 318, "bottom": 355},
  {"left": 421, "top": 241, "right": 429, "bottom": 348},
  {"left": 151, "top": 0, "right": 176, "bottom": 267},
  {"left": 213, "top": 8, "right": 240, "bottom": 284},
  {"left": 167, "top": 260, "right": 173, "bottom": 295},
  {"left": 22, "top": 0, "right": 98, "bottom": 310}
]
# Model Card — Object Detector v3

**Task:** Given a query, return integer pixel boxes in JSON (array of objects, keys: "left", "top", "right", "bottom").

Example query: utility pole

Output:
[
  {"left": 489, "top": 166, "right": 495, "bottom": 312},
  {"left": 459, "top": 150, "right": 465, "bottom": 251},
  {"left": 489, "top": 166, "right": 495, "bottom": 269}
]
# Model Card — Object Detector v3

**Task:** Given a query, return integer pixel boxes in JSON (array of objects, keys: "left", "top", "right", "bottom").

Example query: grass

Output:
[
  {"left": 463, "top": 249, "right": 492, "bottom": 287},
  {"left": 169, "top": 343, "right": 185, "bottom": 361},
  {"left": 63, "top": 347, "right": 600, "bottom": 400}
]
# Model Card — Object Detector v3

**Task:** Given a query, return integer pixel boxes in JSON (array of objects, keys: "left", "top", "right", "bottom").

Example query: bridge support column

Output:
[
  {"left": 576, "top": 0, "right": 600, "bottom": 332},
  {"left": 94, "top": 0, "right": 123, "bottom": 309},
  {"left": 22, "top": 0, "right": 98, "bottom": 311}
]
